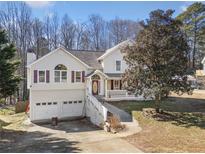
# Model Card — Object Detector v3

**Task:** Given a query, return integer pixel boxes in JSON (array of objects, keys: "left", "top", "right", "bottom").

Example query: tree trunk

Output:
[
  {"left": 155, "top": 94, "right": 161, "bottom": 113},
  {"left": 4, "top": 97, "right": 7, "bottom": 105},
  {"left": 192, "top": 16, "right": 197, "bottom": 69},
  {"left": 193, "top": 34, "right": 196, "bottom": 69}
]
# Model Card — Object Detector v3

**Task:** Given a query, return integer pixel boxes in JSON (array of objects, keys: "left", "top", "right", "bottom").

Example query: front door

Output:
[{"left": 92, "top": 80, "right": 98, "bottom": 95}]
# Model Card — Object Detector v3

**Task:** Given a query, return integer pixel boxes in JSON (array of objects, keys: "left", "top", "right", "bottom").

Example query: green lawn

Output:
[
  {"left": 109, "top": 97, "right": 205, "bottom": 113},
  {"left": 109, "top": 95, "right": 205, "bottom": 152}
]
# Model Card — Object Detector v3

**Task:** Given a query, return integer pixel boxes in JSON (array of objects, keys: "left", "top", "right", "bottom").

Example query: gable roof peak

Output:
[
  {"left": 27, "top": 46, "right": 91, "bottom": 69},
  {"left": 97, "top": 39, "right": 134, "bottom": 60}
]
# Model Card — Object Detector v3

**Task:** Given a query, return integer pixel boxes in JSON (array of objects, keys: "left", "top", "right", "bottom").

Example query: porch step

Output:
[{"left": 103, "top": 102, "right": 132, "bottom": 122}]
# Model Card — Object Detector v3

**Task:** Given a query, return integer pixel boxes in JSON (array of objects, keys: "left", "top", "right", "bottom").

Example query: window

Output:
[
  {"left": 42, "top": 102, "right": 46, "bottom": 105},
  {"left": 53, "top": 102, "right": 57, "bottom": 105},
  {"left": 48, "top": 102, "right": 52, "bottom": 105},
  {"left": 75, "top": 71, "right": 81, "bottom": 82},
  {"left": 39, "top": 71, "right": 45, "bottom": 83},
  {"left": 61, "top": 71, "right": 67, "bottom": 82},
  {"left": 74, "top": 101, "right": 77, "bottom": 104},
  {"left": 63, "top": 101, "right": 67, "bottom": 104},
  {"left": 54, "top": 64, "right": 67, "bottom": 83},
  {"left": 69, "top": 101, "right": 72, "bottom": 104},
  {"left": 116, "top": 60, "right": 121, "bottom": 71},
  {"left": 78, "top": 101, "right": 82, "bottom": 103},
  {"left": 36, "top": 103, "right": 40, "bottom": 106},
  {"left": 114, "top": 80, "right": 120, "bottom": 90},
  {"left": 55, "top": 71, "right": 60, "bottom": 82}
]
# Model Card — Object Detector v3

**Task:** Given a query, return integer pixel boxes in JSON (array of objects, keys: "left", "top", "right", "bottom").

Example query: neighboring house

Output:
[
  {"left": 195, "top": 57, "right": 205, "bottom": 89},
  {"left": 202, "top": 57, "right": 205, "bottom": 75},
  {"left": 27, "top": 40, "right": 144, "bottom": 123}
]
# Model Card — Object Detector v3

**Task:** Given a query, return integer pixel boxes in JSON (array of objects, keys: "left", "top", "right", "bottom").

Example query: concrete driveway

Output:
[{"left": 6, "top": 119, "right": 142, "bottom": 153}]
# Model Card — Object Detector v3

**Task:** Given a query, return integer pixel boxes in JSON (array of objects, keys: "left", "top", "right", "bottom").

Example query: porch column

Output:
[
  {"left": 105, "top": 79, "right": 108, "bottom": 98},
  {"left": 100, "top": 79, "right": 104, "bottom": 96},
  {"left": 88, "top": 78, "right": 92, "bottom": 94}
]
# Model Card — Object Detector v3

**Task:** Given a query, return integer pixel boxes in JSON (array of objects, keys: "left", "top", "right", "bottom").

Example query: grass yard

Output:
[
  {"left": 0, "top": 106, "right": 15, "bottom": 116},
  {"left": 0, "top": 105, "right": 27, "bottom": 131},
  {"left": 0, "top": 105, "right": 29, "bottom": 152},
  {"left": 109, "top": 91, "right": 205, "bottom": 152}
]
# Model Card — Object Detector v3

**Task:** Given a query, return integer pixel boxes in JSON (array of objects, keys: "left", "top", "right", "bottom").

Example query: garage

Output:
[{"left": 30, "top": 89, "right": 85, "bottom": 121}]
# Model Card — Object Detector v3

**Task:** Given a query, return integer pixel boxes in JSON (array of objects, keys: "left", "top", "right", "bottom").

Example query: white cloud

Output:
[
  {"left": 179, "top": 1, "right": 200, "bottom": 13},
  {"left": 181, "top": 5, "right": 188, "bottom": 12},
  {"left": 25, "top": 1, "right": 53, "bottom": 8}
]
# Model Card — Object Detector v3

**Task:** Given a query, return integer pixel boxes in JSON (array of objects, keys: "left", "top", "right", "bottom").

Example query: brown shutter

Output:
[
  {"left": 120, "top": 80, "right": 122, "bottom": 90},
  {"left": 34, "top": 70, "right": 38, "bottom": 83},
  {"left": 111, "top": 80, "right": 113, "bottom": 90},
  {"left": 46, "top": 70, "right": 50, "bottom": 83},
  {"left": 82, "top": 71, "right": 85, "bottom": 82},
  {"left": 71, "top": 71, "right": 74, "bottom": 83}
]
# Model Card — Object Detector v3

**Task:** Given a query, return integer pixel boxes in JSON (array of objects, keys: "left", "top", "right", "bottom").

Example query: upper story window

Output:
[
  {"left": 75, "top": 71, "right": 81, "bottom": 82},
  {"left": 54, "top": 64, "right": 67, "bottom": 83},
  {"left": 116, "top": 60, "right": 121, "bottom": 71},
  {"left": 34, "top": 70, "right": 49, "bottom": 83},
  {"left": 39, "top": 71, "right": 46, "bottom": 83}
]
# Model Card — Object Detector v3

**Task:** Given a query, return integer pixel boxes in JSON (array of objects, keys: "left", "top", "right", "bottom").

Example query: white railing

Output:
[
  {"left": 107, "top": 90, "right": 135, "bottom": 98},
  {"left": 86, "top": 93, "right": 108, "bottom": 126}
]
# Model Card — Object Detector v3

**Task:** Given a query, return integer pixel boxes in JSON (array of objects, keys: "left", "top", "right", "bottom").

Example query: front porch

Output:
[
  {"left": 86, "top": 70, "right": 144, "bottom": 101},
  {"left": 105, "top": 90, "right": 145, "bottom": 101}
]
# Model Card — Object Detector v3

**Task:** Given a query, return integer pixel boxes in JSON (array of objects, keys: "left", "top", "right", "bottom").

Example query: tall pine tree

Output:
[
  {"left": 0, "top": 29, "right": 21, "bottom": 103},
  {"left": 177, "top": 2, "right": 205, "bottom": 69}
]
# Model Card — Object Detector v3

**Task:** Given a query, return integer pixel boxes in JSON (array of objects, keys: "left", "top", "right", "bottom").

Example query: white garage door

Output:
[
  {"left": 30, "top": 90, "right": 85, "bottom": 121},
  {"left": 34, "top": 102, "right": 60, "bottom": 120},
  {"left": 33, "top": 100, "right": 84, "bottom": 120},
  {"left": 62, "top": 100, "right": 84, "bottom": 117}
]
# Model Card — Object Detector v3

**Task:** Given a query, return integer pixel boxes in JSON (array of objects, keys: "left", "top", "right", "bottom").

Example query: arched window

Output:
[
  {"left": 54, "top": 64, "right": 67, "bottom": 70},
  {"left": 54, "top": 64, "right": 67, "bottom": 83},
  {"left": 91, "top": 74, "right": 100, "bottom": 80}
]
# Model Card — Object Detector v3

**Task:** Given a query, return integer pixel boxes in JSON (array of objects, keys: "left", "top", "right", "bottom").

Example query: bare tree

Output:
[
  {"left": 60, "top": 14, "right": 76, "bottom": 49},
  {"left": 32, "top": 18, "right": 44, "bottom": 58},
  {"left": 16, "top": 2, "right": 32, "bottom": 100},
  {"left": 50, "top": 12, "right": 59, "bottom": 49},
  {"left": 88, "top": 14, "right": 107, "bottom": 50},
  {"left": 44, "top": 15, "right": 52, "bottom": 51},
  {"left": 109, "top": 17, "right": 141, "bottom": 46},
  {"left": 75, "top": 22, "right": 86, "bottom": 50}
]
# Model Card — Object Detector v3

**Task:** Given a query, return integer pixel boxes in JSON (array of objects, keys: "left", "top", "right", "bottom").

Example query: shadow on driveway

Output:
[
  {"left": 0, "top": 125, "right": 81, "bottom": 152},
  {"left": 37, "top": 118, "right": 101, "bottom": 133}
]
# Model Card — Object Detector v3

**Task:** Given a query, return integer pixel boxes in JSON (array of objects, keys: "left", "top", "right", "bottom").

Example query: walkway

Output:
[{"left": 103, "top": 102, "right": 133, "bottom": 122}]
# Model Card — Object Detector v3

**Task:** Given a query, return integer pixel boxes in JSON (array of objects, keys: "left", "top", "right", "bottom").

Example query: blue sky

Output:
[{"left": 1, "top": 1, "right": 198, "bottom": 22}]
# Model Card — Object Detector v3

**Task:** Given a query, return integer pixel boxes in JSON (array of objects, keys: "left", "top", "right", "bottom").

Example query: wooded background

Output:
[
  {"left": 0, "top": 2, "right": 204, "bottom": 101},
  {"left": 0, "top": 2, "right": 141, "bottom": 101}
]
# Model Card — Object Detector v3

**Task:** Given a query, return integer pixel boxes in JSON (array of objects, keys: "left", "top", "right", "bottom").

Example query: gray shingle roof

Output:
[
  {"left": 69, "top": 50, "right": 105, "bottom": 69},
  {"left": 105, "top": 73, "right": 123, "bottom": 78},
  {"left": 85, "top": 70, "right": 95, "bottom": 77}
]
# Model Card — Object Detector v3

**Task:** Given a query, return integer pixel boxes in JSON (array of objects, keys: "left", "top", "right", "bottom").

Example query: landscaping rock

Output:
[{"left": 142, "top": 108, "right": 157, "bottom": 118}]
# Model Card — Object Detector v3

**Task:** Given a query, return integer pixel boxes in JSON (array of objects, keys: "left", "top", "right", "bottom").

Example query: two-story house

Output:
[{"left": 27, "top": 40, "right": 144, "bottom": 123}]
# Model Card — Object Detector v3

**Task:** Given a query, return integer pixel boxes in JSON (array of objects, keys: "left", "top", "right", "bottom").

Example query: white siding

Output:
[
  {"left": 28, "top": 49, "right": 88, "bottom": 90},
  {"left": 29, "top": 49, "right": 88, "bottom": 121},
  {"left": 27, "top": 67, "right": 31, "bottom": 89},
  {"left": 27, "top": 52, "right": 36, "bottom": 65},
  {"left": 102, "top": 49, "right": 128, "bottom": 73}
]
